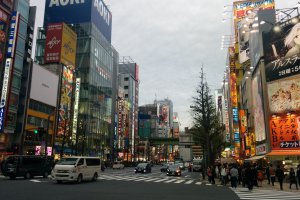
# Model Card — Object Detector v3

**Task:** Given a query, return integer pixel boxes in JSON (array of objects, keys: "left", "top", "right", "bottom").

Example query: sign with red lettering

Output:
[{"left": 270, "top": 115, "right": 300, "bottom": 150}]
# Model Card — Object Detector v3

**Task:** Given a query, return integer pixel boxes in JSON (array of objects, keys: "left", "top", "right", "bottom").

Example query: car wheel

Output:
[
  {"left": 24, "top": 172, "right": 32, "bottom": 179},
  {"left": 56, "top": 180, "right": 62, "bottom": 184},
  {"left": 77, "top": 174, "right": 83, "bottom": 184},
  {"left": 43, "top": 171, "right": 49, "bottom": 178},
  {"left": 92, "top": 173, "right": 98, "bottom": 181}
]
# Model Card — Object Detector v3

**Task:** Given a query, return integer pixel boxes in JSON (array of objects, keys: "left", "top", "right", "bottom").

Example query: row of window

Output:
[
  {"left": 27, "top": 115, "right": 53, "bottom": 129},
  {"left": 29, "top": 99, "right": 54, "bottom": 115}
]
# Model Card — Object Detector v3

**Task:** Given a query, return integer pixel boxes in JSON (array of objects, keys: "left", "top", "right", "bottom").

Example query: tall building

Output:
[
  {"left": 35, "top": 0, "right": 119, "bottom": 160},
  {"left": 154, "top": 98, "right": 173, "bottom": 138},
  {"left": 118, "top": 57, "right": 139, "bottom": 161},
  {"left": 0, "top": 0, "right": 36, "bottom": 160}
]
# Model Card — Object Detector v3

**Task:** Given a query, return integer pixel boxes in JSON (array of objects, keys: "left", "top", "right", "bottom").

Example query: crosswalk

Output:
[
  {"left": 232, "top": 188, "right": 300, "bottom": 200},
  {"left": 98, "top": 174, "right": 202, "bottom": 186}
]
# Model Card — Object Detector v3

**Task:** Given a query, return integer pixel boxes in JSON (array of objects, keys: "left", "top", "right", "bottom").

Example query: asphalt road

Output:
[{"left": 0, "top": 166, "right": 239, "bottom": 200}]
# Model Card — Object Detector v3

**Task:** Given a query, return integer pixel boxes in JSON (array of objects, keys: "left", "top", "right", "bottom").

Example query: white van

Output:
[{"left": 51, "top": 156, "right": 101, "bottom": 183}]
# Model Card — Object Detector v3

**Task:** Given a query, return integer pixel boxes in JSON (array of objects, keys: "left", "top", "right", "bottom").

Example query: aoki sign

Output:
[
  {"left": 44, "top": 0, "right": 112, "bottom": 42},
  {"left": 0, "top": 59, "right": 12, "bottom": 132}
]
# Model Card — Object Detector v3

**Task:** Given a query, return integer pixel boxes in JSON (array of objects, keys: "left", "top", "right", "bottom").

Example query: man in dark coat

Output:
[{"left": 276, "top": 165, "right": 285, "bottom": 190}]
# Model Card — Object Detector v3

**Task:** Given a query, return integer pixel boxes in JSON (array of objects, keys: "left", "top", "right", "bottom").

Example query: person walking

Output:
[
  {"left": 289, "top": 168, "right": 298, "bottom": 190},
  {"left": 265, "top": 164, "right": 271, "bottom": 184},
  {"left": 297, "top": 164, "right": 300, "bottom": 186},
  {"left": 221, "top": 164, "right": 227, "bottom": 186},
  {"left": 245, "top": 164, "right": 254, "bottom": 191},
  {"left": 276, "top": 165, "right": 285, "bottom": 190},
  {"left": 257, "top": 166, "right": 264, "bottom": 187},
  {"left": 230, "top": 164, "right": 238, "bottom": 189},
  {"left": 269, "top": 164, "right": 276, "bottom": 186},
  {"left": 207, "top": 166, "right": 212, "bottom": 184}
]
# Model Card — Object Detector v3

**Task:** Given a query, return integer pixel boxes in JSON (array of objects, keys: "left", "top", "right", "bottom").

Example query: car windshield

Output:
[
  {"left": 169, "top": 165, "right": 179, "bottom": 170},
  {"left": 137, "top": 163, "right": 147, "bottom": 167},
  {"left": 56, "top": 158, "right": 78, "bottom": 165}
]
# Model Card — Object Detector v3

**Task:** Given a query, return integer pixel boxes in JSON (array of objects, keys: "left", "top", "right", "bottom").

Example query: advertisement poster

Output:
[
  {"left": 252, "top": 70, "right": 266, "bottom": 142},
  {"left": 44, "top": 23, "right": 77, "bottom": 66},
  {"left": 270, "top": 115, "right": 300, "bottom": 150},
  {"left": 264, "top": 22, "right": 300, "bottom": 82},
  {"left": 268, "top": 75, "right": 300, "bottom": 114},
  {"left": 233, "top": 0, "right": 275, "bottom": 19},
  {"left": 57, "top": 65, "right": 74, "bottom": 136}
]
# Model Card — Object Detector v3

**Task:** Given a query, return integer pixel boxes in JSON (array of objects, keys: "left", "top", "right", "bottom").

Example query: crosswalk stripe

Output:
[
  {"left": 195, "top": 182, "right": 202, "bottom": 185},
  {"left": 144, "top": 178, "right": 160, "bottom": 182},
  {"left": 184, "top": 180, "right": 194, "bottom": 184},
  {"left": 232, "top": 188, "right": 300, "bottom": 200},
  {"left": 164, "top": 179, "right": 177, "bottom": 183},
  {"left": 174, "top": 180, "right": 185, "bottom": 184},
  {"left": 154, "top": 178, "right": 169, "bottom": 182}
]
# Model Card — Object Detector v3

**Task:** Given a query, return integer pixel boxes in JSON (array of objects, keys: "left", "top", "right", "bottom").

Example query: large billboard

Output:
[
  {"left": 270, "top": 115, "right": 300, "bottom": 150},
  {"left": 268, "top": 75, "right": 300, "bottom": 114},
  {"left": 44, "top": 23, "right": 77, "bottom": 66},
  {"left": 252, "top": 70, "right": 266, "bottom": 142},
  {"left": 30, "top": 63, "right": 59, "bottom": 107},
  {"left": 264, "top": 22, "right": 300, "bottom": 82},
  {"left": 44, "top": 0, "right": 112, "bottom": 42},
  {"left": 233, "top": 0, "right": 275, "bottom": 19}
]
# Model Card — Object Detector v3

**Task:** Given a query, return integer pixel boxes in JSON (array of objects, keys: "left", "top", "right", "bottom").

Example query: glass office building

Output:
[{"left": 36, "top": 22, "right": 118, "bottom": 160}]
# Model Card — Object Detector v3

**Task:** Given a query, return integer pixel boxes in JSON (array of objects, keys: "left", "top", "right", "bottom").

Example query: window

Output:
[
  {"left": 124, "top": 86, "right": 128, "bottom": 89},
  {"left": 86, "top": 158, "right": 100, "bottom": 166},
  {"left": 124, "top": 77, "right": 129, "bottom": 81},
  {"left": 14, "top": 54, "right": 23, "bottom": 71},
  {"left": 125, "top": 94, "right": 128, "bottom": 98},
  {"left": 77, "top": 159, "right": 84, "bottom": 166}
]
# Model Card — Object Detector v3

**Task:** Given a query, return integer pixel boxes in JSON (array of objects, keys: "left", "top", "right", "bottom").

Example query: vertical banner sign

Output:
[
  {"left": 0, "top": 59, "right": 12, "bottom": 132},
  {"left": 7, "top": 11, "right": 19, "bottom": 58},
  {"left": 58, "top": 65, "right": 74, "bottom": 136},
  {"left": 72, "top": 78, "right": 80, "bottom": 143}
]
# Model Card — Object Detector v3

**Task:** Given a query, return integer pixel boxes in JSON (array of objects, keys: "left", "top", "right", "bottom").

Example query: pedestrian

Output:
[
  {"left": 257, "top": 166, "right": 264, "bottom": 187},
  {"left": 265, "top": 164, "right": 271, "bottom": 184},
  {"left": 269, "top": 164, "right": 276, "bottom": 186},
  {"left": 297, "top": 164, "right": 300, "bottom": 186},
  {"left": 241, "top": 164, "right": 247, "bottom": 187},
  {"left": 289, "top": 168, "right": 298, "bottom": 190},
  {"left": 276, "top": 165, "right": 285, "bottom": 190},
  {"left": 245, "top": 164, "right": 254, "bottom": 191},
  {"left": 230, "top": 164, "right": 238, "bottom": 189},
  {"left": 207, "top": 166, "right": 213, "bottom": 184},
  {"left": 252, "top": 163, "right": 258, "bottom": 187},
  {"left": 238, "top": 164, "right": 242, "bottom": 185},
  {"left": 221, "top": 164, "right": 227, "bottom": 186}
]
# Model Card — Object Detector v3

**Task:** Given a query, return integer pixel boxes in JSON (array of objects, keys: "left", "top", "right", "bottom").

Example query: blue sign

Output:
[
  {"left": 44, "top": 0, "right": 112, "bottom": 43},
  {"left": 232, "top": 108, "right": 239, "bottom": 124},
  {"left": 7, "top": 11, "right": 18, "bottom": 58}
]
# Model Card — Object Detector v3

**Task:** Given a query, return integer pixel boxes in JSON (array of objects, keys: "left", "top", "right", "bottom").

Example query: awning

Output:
[
  {"left": 244, "top": 155, "right": 265, "bottom": 161},
  {"left": 267, "top": 151, "right": 300, "bottom": 156}
]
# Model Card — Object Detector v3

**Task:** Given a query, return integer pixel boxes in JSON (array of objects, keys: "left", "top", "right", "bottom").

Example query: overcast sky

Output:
[{"left": 30, "top": 0, "right": 299, "bottom": 129}]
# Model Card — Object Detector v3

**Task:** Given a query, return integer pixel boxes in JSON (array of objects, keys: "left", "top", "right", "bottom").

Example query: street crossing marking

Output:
[
  {"left": 184, "top": 180, "right": 194, "bottom": 184},
  {"left": 98, "top": 174, "right": 204, "bottom": 186},
  {"left": 232, "top": 188, "right": 300, "bottom": 200},
  {"left": 30, "top": 180, "right": 41, "bottom": 183},
  {"left": 174, "top": 180, "right": 185, "bottom": 184}
]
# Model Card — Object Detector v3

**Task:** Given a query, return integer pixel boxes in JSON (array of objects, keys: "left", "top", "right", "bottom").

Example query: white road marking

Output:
[
  {"left": 195, "top": 182, "right": 202, "bottom": 185},
  {"left": 164, "top": 179, "right": 177, "bottom": 183},
  {"left": 185, "top": 180, "right": 194, "bottom": 184},
  {"left": 174, "top": 180, "right": 185, "bottom": 184}
]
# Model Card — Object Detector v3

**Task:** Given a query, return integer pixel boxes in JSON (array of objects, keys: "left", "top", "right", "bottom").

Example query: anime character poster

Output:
[
  {"left": 252, "top": 70, "right": 266, "bottom": 142},
  {"left": 263, "top": 22, "right": 300, "bottom": 82},
  {"left": 57, "top": 65, "right": 74, "bottom": 136}
]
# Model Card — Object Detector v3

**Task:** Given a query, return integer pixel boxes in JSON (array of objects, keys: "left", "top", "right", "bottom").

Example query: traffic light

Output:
[
  {"left": 34, "top": 127, "right": 46, "bottom": 135},
  {"left": 34, "top": 129, "right": 38, "bottom": 134}
]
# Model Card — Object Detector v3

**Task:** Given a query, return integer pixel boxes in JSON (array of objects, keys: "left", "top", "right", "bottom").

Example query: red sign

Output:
[
  {"left": 270, "top": 115, "right": 300, "bottom": 150},
  {"left": 44, "top": 23, "right": 63, "bottom": 64}
]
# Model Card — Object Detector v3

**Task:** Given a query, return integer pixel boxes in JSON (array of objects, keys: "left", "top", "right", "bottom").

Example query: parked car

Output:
[
  {"left": 2, "top": 155, "right": 53, "bottom": 179},
  {"left": 112, "top": 161, "right": 124, "bottom": 169},
  {"left": 160, "top": 163, "right": 169, "bottom": 172},
  {"left": 135, "top": 163, "right": 151, "bottom": 173},
  {"left": 167, "top": 164, "right": 181, "bottom": 176}
]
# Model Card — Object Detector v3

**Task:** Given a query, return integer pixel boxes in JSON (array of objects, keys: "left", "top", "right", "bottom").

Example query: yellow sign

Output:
[{"left": 60, "top": 23, "right": 77, "bottom": 67}]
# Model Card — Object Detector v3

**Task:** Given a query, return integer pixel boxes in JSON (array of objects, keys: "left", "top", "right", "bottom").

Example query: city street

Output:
[{"left": 1, "top": 166, "right": 299, "bottom": 200}]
